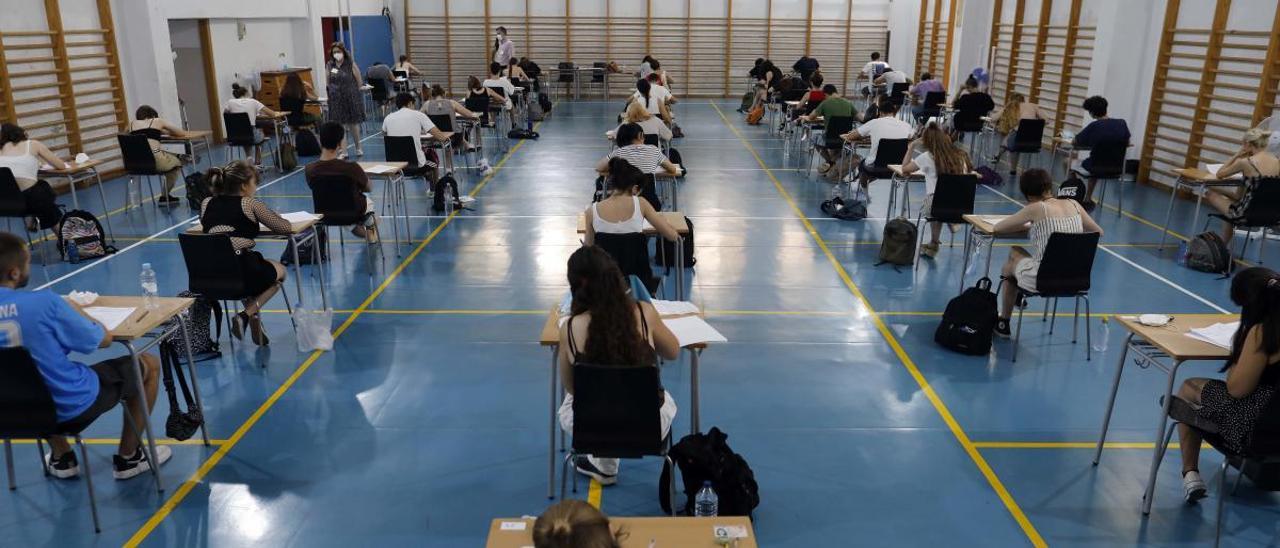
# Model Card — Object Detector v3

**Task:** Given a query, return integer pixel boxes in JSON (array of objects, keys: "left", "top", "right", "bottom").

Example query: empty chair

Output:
[
  {"left": 588, "top": 61, "right": 608, "bottom": 98},
  {"left": 1003, "top": 118, "right": 1047, "bottom": 175},
  {"left": 557, "top": 62, "right": 576, "bottom": 99},
  {"left": 1011, "top": 231, "right": 1100, "bottom": 362}
]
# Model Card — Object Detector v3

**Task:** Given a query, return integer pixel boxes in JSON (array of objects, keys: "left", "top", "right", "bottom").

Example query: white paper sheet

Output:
[
  {"left": 281, "top": 211, "right": 320, "bottom": 224},
  {"left": 84, "top": 306, "right": 136, "bottom": 331},
  {"left": 1204, "top": 164, "right": 1243, "bottom": 180},
  {"left": 365, "top": 164, "right": 396, "bottom": 174},
  {"left": 652, "top": 300, "right": 700, "bottom": 316},
  {"left": 664, "top": 316, "right": 728, "bottom": 348},
  {"left": 977, "top": 215, "right": 1008, "bottom": 225},
  {"left": 1186, "top": 321, "right": 1239, "bottom": 350}
]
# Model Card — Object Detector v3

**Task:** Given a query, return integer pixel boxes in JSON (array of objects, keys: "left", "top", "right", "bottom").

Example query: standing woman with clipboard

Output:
[{"left": 325, "top": 42, "right": 367, "bottom": 157}]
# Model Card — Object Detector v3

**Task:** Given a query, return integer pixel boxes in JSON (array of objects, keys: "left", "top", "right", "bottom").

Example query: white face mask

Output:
[
  {"left": 495, "top": 33, "right": 503, "bottom": 40},
  {"left": 332, "top": 52, "right": 344, "bottom": 62}
]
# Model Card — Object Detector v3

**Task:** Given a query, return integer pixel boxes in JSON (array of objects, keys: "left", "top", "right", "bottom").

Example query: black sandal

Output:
[
  {"left": 248, "top": 314, "right": 269, "bottom": 346},
  {"left": 230, "top": 312, "right": 249, "bottom": 341}
]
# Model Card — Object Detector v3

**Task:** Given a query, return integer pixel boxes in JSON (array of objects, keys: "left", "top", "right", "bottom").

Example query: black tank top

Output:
[
  {"left": 131, "top": 119, "right": 164, "bottom": 141},
  {"left": 200, "top": 196, "right": 260, "bottom": 241}
]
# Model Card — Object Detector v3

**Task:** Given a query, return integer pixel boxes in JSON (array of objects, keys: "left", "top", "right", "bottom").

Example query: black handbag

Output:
[{"left": 159, "top": 340, "right": 204, "bottom": 441}]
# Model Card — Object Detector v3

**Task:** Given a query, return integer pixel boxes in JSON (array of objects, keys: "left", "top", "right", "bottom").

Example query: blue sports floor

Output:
[{"left": 3, "top": 100, "right": 1279, "bottom": 547}]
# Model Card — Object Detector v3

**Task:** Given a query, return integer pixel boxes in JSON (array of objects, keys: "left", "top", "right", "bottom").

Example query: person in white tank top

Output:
[
  {"left": 0, "top": 122, "right": 72, "bottom": 231},
  {"left": 584, "top": 157, "right": 679, "bottom": 246}
]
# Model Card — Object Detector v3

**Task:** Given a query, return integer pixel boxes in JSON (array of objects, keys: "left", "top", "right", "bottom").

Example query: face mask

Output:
[
  {"left": 332, "top": 52, "right": 344, "bottom": 62},
  {"left": 495, "top": 33, "right": 503, "bottom": 40}
]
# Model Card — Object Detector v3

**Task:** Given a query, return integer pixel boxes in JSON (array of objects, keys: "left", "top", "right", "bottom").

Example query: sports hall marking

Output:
[
  {"left": 709, "top": 102, "right": 1048, "bottom": 546},
  {"left": 6, "top": 438, "right": 227, "bottom": 446},
  {"left": 979, "top": 185, "right": 1230, "bottom": 314},
  {"left": 972, "top": 441, "right": 1182, "bottom": 450},
  {"left": 123, "top": 119, "right": 545, "bottom": 546}
]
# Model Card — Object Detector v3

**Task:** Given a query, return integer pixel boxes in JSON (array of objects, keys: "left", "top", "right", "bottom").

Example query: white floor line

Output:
[
  {"left": 979, "top": 185, "right": 1231, "bottom": 313},
  {"left": 376, "top": 214, "right": 851, "bottom": 221}
]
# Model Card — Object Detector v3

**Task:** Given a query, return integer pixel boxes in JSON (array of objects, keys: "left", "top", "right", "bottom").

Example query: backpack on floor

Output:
[
  {"left": 671, "top": 123, "right": 684, "bottom": 139},
  {"left": 156, "top": 339, "right": 204, "bottom": 441},
  {"left": 186, "top": 172, "right": 214, "bottom": 211},
  {"left": 280, "top": 141, "right": 298, "bottom": 171},
  {"left": 820, "top": 194, "right": 867, "bottom": 221},
  {"left": 739, "top": 92, "right": 755, "bottom": 112},
  {"left": 666, "top": 148, "right": 687, "bottom": 177},
  {"left": 280, "top": 227, "right": 329, "bottom": 265},
  {"left": 507, "top": 128, "right": 539, "bottom": 139},
  {"left": 295, "top": 128, "right": 322, "bottom": 157},
  {"left": 57, "top": 210, "right": 114, "bottom": 263},
  {"left": 528, "top": 97, "right": 545, "bottom": 121},
  {"left": 1186, "top": 231, "right": 1231, "bottom": 274},
  {"left": 169, "top": 290, "right": 222, "bottom": 360},
  {"left": 660, "top": 427, "right": 760, "bottom": 517},
  {"left": 935, "top": 277, "right": 999, "bottom": 355},
  {"left": 746, "top": 105, "right": 765, "bottom": 125},
  {"left": 877, "top": 218, "right": 917, "bottom": 268},
  {"left": 432, "top": 173, "right": 462, "bottom": 212},
  {"left": 538, "top": 93, "right": 553, "bottom": 115},
  {"left": 975, "top": 166, "right": 1003, "bottom": 186},
  {"left": 656, "top": 216, "right": 696, "bottom": 268}
]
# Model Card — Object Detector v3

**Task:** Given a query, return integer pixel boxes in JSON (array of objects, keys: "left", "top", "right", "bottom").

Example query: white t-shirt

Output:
[
  {"left": 862, "top": 61, "right": 888, "bottom": 80},
  {"left": 650, "top": 84, "right": 673, "bottom": 105},
  {"left": 608, "top": 144, "right": 667, "bottom": 174},
  {"left": 630, "top": 92, "right": 665, "bottom": 117},
  {"left": 858, "top": 116, "right": 913, "bottom": 165},
  {"left": 225, "top": 97, "right": 266, "bottom": 118},
  {"left": 881, "top": 70, "right": 908, "bottom": 87},
  {"left": 482, "top": 77, "right": 516, "bottom": 109},
  {"left": 914, "top": 152, "right": 940, "bottom": 195},
  {"left": 382, "top": 107, "right": 437, "bottom": 166}
]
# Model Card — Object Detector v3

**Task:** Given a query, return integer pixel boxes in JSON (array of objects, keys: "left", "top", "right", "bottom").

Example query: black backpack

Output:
[
  {"left": 820, "top": 196, "right": 867, "bottom": 221},
  {"left": 660, "top": 427, "right": 760, "bottom": 516},
  {"left": 507, "top": 128, "right": 539, "bottom": 139},
  {"left": 186, "top": 172, "right": 214, "bottom": 211},
  {"left": 935, "top": 277, "right": 999, "bottom": 355},
  {"left": 281, "top": 227, "right": 329, "bottom": 265},
  {"left": 295, "top": 128, "right": 321, "bottom": 156},
  {"left": 1057, "top": 174, "right": 1088, "bottom": 207},
  {"left": 169, "top": 290, "right": 222, "bottom": 360},
  {"left": 656, "top": 216, "right": 696, "bottom": 268},
  {"left": 877, "top": 218, "right": 917, "bottom": 268},
  {"left": 432, "top": 173, "right": 462, "bottom": 212},
  {"left": 57, "top": 210, "right": 114, "bottom": 263},
  {"left": 1187, "top": 231, "right": 1231, "bottom": 274},
  {"left": 538, "top": 93, "right": 553, "bottom": 115}
]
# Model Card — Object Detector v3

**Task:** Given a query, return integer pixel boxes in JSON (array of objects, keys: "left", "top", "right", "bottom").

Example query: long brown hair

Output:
[
  {"left": 281, "top": 73, "right": 307, "bottom": 100},
  {"left": 532, "top": 500, "right": 625, "bottom": 548},
  {"left": 919, "top": 123, "right": 970, "bottom": 175},
  {"left": 997, "top": 92, "right": 1025, "bottom": 134},
  {"left": 567, "top": 246, "right": 652, "bottom": 367}
]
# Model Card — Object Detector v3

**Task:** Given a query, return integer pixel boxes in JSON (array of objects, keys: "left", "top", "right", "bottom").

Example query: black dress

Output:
[
  {"left": 199, "top": 196, "right": 289, "bottom": 295},
  {"left": 1196, "top": 362, "right": 1280, "bottom": 452}
]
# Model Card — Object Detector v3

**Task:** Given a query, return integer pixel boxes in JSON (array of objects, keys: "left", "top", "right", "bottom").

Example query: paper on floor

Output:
[
  {"left": 1186, "top": 321, "right": 1239, "bottom": 350},
  {"left": 664, "top": 315, "right": 727, "bottom": 347},
  {"left": 84, "top": 306, "right": 136, "bottom": 331}
]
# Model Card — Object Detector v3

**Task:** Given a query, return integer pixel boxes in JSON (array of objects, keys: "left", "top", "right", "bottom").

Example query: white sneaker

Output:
[
  {"left": 458, "top": 195, "right": 476, "bottom": 204},
  {"left": 1183, "top": 470, "right": 1208, "bottom": 503},
  {"left": 45, "top": 451, "right": 80, "bottom": 479},
  {"left": 113, "top": 445, "right": 172, "bottom": 480}
]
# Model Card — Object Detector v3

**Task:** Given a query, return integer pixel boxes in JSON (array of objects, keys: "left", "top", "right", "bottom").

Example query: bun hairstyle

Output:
[
  {"left": 1225, "top": 266, "right": 1280, "bottom": 371},
  {"left": 204, "top": 160, "right": 257, "bottom": 196},
  {"left": 532, "top": 500, "right": 624, "bottom": 548},
  {"left": 231, "top": 83, "right": 249, "bottom": 98},
  {"left": 430, "top": 84, "right": 447, "bottom": 98},
  {"left": 1244, "top": 127, "right": 1272, "bottom": 150}
]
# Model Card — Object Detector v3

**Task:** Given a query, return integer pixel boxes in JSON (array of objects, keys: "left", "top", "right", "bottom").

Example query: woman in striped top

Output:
[{"left": 991, "top": 169, "right": 1103, "bottom": 337}]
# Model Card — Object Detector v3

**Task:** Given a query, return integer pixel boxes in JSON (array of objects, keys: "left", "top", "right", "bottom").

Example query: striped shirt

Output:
[
  {"left": 608, "top": 144, "right": 666, "bottom": 174},
  {"left": 1027, "top": 201, "right": 1083, "bottom": 261}
]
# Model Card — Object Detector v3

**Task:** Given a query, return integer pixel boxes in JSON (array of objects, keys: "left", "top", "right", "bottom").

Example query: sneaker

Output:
[
  {"left": 573, "top": 456, "right": 617, "bottom": 486},
  {"left": 994, "top": 318, "right": 1012, "bottom": 338},
  {"left": 157, "top": 195, "right": 180, "bottom": 205},
  {"left": 920, "top": 242, "right": 939, "bottom": 259},
  {"left": 45, "top": 450, "right": 79, "bottom": 479},
  {"left": 1183, "top": 470, "right": 1208, "bottom": 503},
  {"left": 457, "top": 195, "right": 476, "bottom": 204},
  {"left": 113, "top": 445, "right": 172, "bottom": 480}
]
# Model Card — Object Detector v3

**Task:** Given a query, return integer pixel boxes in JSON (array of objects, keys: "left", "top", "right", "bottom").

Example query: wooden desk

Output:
[
  {"left": 577, "top": 211, "right": 689, "bottom": 300},
  {"left": 886, "top": 164, "right": 925, "bottom": 219},
  {"left": 485, "top": 516, "right": 757, "bottom": 548},
  {"left": 92, "top": 296, "right": 193, "bottom": 340},
  {"left": 185, "top": 215, "right": 328, "bottom": 309},
  {"left": 360, "top": 162, "right": 411, "bottom": 257},
  {"left": 1094, "top": 313, "right": 1238, "bottom": 515},
  {"left": 38, "top": 160, "right": 113, "bottom": 240},
  {"left": 1156, "top": 167, "right": 1245, "bottom": 251},
  {"left": 159, "top": 130, "right": 215, "bottom": 171}
]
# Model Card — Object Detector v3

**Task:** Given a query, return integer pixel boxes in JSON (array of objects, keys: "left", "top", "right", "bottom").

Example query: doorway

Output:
[{"left": 168, "top": 19, "right": 222, "bottom": 140}]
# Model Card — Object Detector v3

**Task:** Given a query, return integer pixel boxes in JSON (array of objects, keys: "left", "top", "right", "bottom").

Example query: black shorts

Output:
[{"left": 56, "top": 356, "right": 139, "bottom": 434}]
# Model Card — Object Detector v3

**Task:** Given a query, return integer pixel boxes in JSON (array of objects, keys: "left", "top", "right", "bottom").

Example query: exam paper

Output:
[
  {"left": 664, "top": 316, "right": 727, "bottom": 347},
  {"left": 1186, "top": 321, "right": 1239, "bottom": 350},
  {"left": 84, "top": 307, "right": 136, "bottom": 331}
]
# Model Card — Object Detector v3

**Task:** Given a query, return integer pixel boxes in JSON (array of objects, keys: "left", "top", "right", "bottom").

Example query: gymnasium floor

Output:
[{"left": 3, "top": 100, "right": 1279, "bottom": 547}]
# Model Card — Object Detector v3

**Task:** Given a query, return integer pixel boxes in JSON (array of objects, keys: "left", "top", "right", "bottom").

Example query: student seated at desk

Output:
[
  {"left": 1203, "top": 128, "right": 1279, "bottom": 243},
  {"left": 0, "top": 123, "right": 72, "bottom": 232},
  {"left": 842, "top": 95, "right": 912, "bottom": 190},
  {"left": 0, "top": 232, "right": 169, "bottom": 480},
  {"left": 949, "top": 76, "right": 995, "bottom": 138},
  {"left": 483, "top": 62, "right": 517, "bottom": 111},
  {"left": 224, "top": 83, "right": 282, "bottom": 167},
  {"left": 991, "top": 92, "right": 1050, "bottom": 173},
  {"left": 424, "top": 84, "right": 482, "bottom": 152},
  {"left": 614, "top": 101, "right": 671, "bottom": 143},
  {"left": 306, "top": 122, "right": 379, "bottom": 243},
  {"left": 797, "top": 72, "right": 826, "bottom": 116},
  {"left": 383, "top": 92, "right": 455, "bottom": 174},
  {"left": 991, "top": 169, "right": 1102, "bottom": 337},
  {"left": 198, "top": 161, "right": 290, "bottom": 346},
  {"left": 800, "top": 84, "right": 854, "bottom": 175},
  {"left": 909, "top": 72, "right": 945, "bottom": 120},
  {"left": 129, "top": 105, "right": 200, "bottom": 204},
  {"left": 900, "top": 123, "right": 973, "bottom": 259},
  {"left": 394, "top": 55, "right": 422, "bottom": 78},
  {"left": 558, "top": 245, "right": 681, "bottom": 485},
  {"left": 597, "top": 123, "right": 681, "bottom": 179},
  {"left": 1172, "top": 266, "right": 1280, "bottom": 503},
  {"left": 279, "top": 73, "right": 321, "bottom": 129},
  {"left": 628, "top": 79, "right": 673, "bottom": 126},
  {"left": 533, "top": 500, "right": 622, "bottom": 548},
  {"left": 1071, "top": 96, "right": 1132, "bottom": 207},
  {"left": 505, "top": 58, "right": 529, "bottom": 82},
  {"left": 645, "top": 72, "right": 677, "bottom": 107},
  {"left": 586, "top": 158, "right": 679, "bottom": 248}
]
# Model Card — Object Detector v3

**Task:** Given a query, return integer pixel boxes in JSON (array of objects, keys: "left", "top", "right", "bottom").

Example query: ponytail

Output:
[
  {"left": 204, "top": 160, "right": 257, "bottom": 196},
  {"left": 636, "top": 79, "right": 651, "bottom": 105}
]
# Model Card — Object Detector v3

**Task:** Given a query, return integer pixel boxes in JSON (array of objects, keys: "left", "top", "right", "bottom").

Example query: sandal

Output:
[
  {"left": 230, "top": 312, "right": 249, "bottom": 341},
  {"left": 248, "top": 314, "right": 269, "bottom": 346}
]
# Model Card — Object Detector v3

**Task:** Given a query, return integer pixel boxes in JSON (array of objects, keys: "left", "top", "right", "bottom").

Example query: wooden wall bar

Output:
[{"left": 914, "top": 0, "right": 954, "bottom": 81}]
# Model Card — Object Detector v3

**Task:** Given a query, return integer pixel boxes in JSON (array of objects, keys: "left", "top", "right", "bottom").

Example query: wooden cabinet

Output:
[{"left": 258, "top": 68, "right": 322, "bottom": 117}]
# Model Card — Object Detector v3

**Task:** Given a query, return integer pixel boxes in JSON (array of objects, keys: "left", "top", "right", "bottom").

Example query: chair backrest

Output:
[
  {"left": 1086, "top": 140, "right": 1128, "bottom": 176},
  {"left": 222, "top": 112, "right": 257, "bottom": 145},
  {"left": 823, "top": 116, "right": 855, "bottom": 141},
  {"left": 117, "top": 133, "right": 161, "bottom": 174},
  {"left": 279, "top": 96, "right": 307, "bottom": 127},
  {"left": 593, "top": 231, "right": 653, "bottom": 284},
  {"left": 1238, "top": 177, "right": 1280, "bottom": 228},
  {"left": 782, "top": 87, "right": 807, "bottom": 102},
  {"left": 370, "top": 78, "right": 392, "bottom": 101},
  {"left": 0, "top": 348, "right": 59, "bottom": 438},
  {"left": 464, "top": 94, "right": 490, "bottom": 117},
  {"left": 923, "top": 91, "right": 946, "bottom": 109},
  {"left": 1034, "top": 231, "right": 1100, "bottom": 296},
  {"left": 571, "top": 362, "right": 665, "bottom": 457},
  {"left": 392, "top": 69, "right": 409, "bottom": 80},
  {"left": 557, "top": 62, "right": 576, "bottom": 82},
  {"left": 308, "top": 173, "right": 368, "bottom": 226},
  {"left": 177, "top": 233, "right": 250, "bottom": 300},
  {"left": 0, "top": 168, "right": 27, "bottom": 217},
  {"left": 928, "top": 174, "right": 979, "bottom": 223},
  {"left": 487, "top": 86, "right": 507, "bottom": 99},
  {"left": 873, "top": 138, "right": 910, "bottom": 168},
  {"left": 954, "top": 111, "right": 986, "bottom": 132},
  {"left": 1011, "top": 118, "right": 1047, "bottom": 151},
  {"left": 591, "top": 61, "right": 607, "bottom": 83},
  {"left": 643, "top": 134, "right": 660, "bottom": 147},
  {"left": 383, "top": 135, "right": 422, "bottom": 169},
  {"left": 890, "top": 82, "right": 910, "bottom": 103},
  {"left": 426, "top": 112, "right": 454, "bottom": 132}
]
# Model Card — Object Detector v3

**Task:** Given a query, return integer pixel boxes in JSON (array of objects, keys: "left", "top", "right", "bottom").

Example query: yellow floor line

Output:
[
  {"left": 123, "top": 116, "right": 548, "bottom": 547},
  {"left": 825, "top": 241, "right": 1169, "bottom": 248},
  {"left": 877, "top": 311, "right": 1228, "bottom": 318},
  {"left": 5, "top": 438, "right": 227, "bottom": 446},
  {"left": 587, "top": 479, "right": 603, "bottom": 509},
  {"left": 972, "top": 441, "right": 1191, "bottom": 450},
  {"left": 712, "top": 102, "right": 1046, "bottom": 547}
]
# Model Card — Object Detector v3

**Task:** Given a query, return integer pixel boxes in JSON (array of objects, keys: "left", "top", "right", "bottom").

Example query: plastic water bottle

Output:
[
  {"left": 1176, "top": 241, "right": 1189, "bottom": 266},
  {"left": 140, "top": 263, "right": 159, "bottom": 310},
  {"left": 1092, "top": 316, "right": 1110, "bottom": 353},
  {"left": 694, "top": 481, "right": 719, "bottom": 517},
  {"left": 66, "top": 243, "right": 79, "bottom": 264},
  {"left": 127, "top": 181, "right": 140, "bottom": 209}
]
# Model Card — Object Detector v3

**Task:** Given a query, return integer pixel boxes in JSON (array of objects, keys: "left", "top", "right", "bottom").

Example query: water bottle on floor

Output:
[
  {"left": 694, "top": 481, "right": 719, "bottom": 517},
  {"left": 1092, "top": 316, "right": 1109, "bottom": 353},
  {"left": 128, "top": 181, "right": 140, "bottom": 209},
  {"left": 140, "top": 263, "right": 159, "bottom": 310}
]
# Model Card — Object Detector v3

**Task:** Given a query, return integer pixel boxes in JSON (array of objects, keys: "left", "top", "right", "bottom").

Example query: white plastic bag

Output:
[{"left": 294, "top": 308, "right": 334, "bottom": 352}]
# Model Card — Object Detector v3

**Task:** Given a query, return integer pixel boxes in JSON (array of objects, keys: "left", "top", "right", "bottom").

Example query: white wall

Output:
[{"left": 887, "top": 0, "right": 920, "bottom": 75}]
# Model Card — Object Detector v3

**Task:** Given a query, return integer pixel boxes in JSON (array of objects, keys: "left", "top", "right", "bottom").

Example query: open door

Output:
[{"left": 168, "top": 19, "right": 222, "bottom": 142}]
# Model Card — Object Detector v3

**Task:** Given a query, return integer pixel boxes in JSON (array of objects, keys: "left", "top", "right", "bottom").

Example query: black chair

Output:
[
  {"left": 1, "top": 348, "right": 103, "bottom": 532},
  {"left": 392, "top": 69, "right": 411, "bottom": 92},
  {"left": 560, "top": 362, "right": 676, "bottom": 515},
  {"left": 643, "top": 134, "right": 660, "bottom": 147},
  {"left": 808, "top": 116, "right": 854, "bottom": 179},
  {"left": 1071, "top": 140, "right": 1129, "bottom": 213},
  {"left": 589, "top": 62, "right": 608, "bottom": 98},
  {"left": 913, "top": 173, "right": 978, "bottom": 268},
  {"left": 117, "top": 133, "right": 164, "bottom": 211},
  {"left": 308, "top": 175, "right": 383, "bottom": 274},
  {"left": 427, "top": 112, "right": 478, "bottom": 177},
  {"left": 1206, "top": 177, "right": 1280, "bottom": 268},
  {"left": 556, "top": 62, "right": 576, "bottom": 99},
  {"left": 952, "top": 108, "right": 991, "bottom": 156},
  {"left": 178, "top": 233, "right": 296, "bottom": 350},
  {"left": 917, "top": 91, "right": 946, "bottom": 122},
  {"left": 1003, "top": 118, "right": 1047, "bottom": 175},
  {"left": 594, "top": 231, "right": 659, "bottom": 295},
  {"left": 890, "top": 82, "right": 910, "bottom": 108},
  {"left": 279, "top": 96, "right": 311, "bottom": 129},
  {"left": 384, "top": 134, "right": 440, "bottom": 182},
  {"left": 1012, "top": 231, "right": 1100, "bottom": 363},
  {"left": 222, "top": 112, "right": 270, "bottom": 167},
  {"left": 369, "top": 78, "right": 393, "bottom": 115},
  {"left": 464, "top": 94, "right": 496, "bottom": 164},
  {"left": 0, "top": 168, "right": 48, "bottom": 265},
  {"left": 860, "top": 138, "right": 910, "bottom": 185}
]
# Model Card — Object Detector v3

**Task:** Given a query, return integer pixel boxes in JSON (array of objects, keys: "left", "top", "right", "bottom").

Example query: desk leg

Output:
[
  {"left": 548, "top": 344, "right": 559, "bottom": 499},
  {"left": 1093, "top": 333, "right": 1133, "bottom": 465},
  {"left": 176, "top": 322, "right": 212, "bottom": 447},
  {"left": 290, "top": 234, "right": 306, "bottom": 309},
  {"left": 690, "top": 348, "right": 701, "bottom": 435},
  {"left": 66, "top": 174, "right": 80, "bottom": 210},
  {"left": 886, "top": 177, "right": 897, "bottom": 220},
  {"left": 959, "top": 225, "right": 973, "bottom": 294},
  {"left": 91, "top": 169, "right": 114, "bottom": 243},
  {"left": 676, "top": 237, "right": 685, "bottom": 301},
  {"left": 1141, "top": 359, "right": 1184, "bottom": 515},
  {"left": 982, "top": 234, "right": 996, "bottom": 280},
  {"left": 122, "top": 341, "right": 163, "bottom": 493},
  {"left": 399, "top": 174, "right": 410, "bottom": 254},
  {"left": 314, "top": 229, "right": 329, "bottom": 310},
  {"left": 1158, "top": 178, "right": 1183, "bottom": 251}
]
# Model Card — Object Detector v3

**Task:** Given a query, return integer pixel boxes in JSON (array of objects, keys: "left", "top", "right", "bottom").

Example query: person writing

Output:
[
  {"left": 557, "top": 245, "right": 680, "bottom": 485},
  {"left": 394, "top": 54, "right": 422, "bottom": 78},
  {"left": 900, "top": 123, "right": 973, "bottom": 259},
  {"left": 0, "top": 123, "right": 72, "bottom": 233},
  {"left": 612, "top": 101, "right": 672, "bottom": 143},
  {"left": 533, "top": 499, "right": 624, "bottom": 548},
  {"left": 306, "top": 122, "right": 379, "bottom": 243},
  {"left": 596, "top": 123, "right": 681, "bottom": 178},
  {"left": 129, "top": 105, "right": 200, "bottom": 204},
  {"left": 224, "top": 83, "right": 283, "bottom": 167},
  {"left": 279, "top": 73, "right": 321, "bottom": 129},
  {"left": 585, "top": 158, "right": 680, "bottom": 248},
  {"left": 800, "top": 84, "right": 854, "bottom": 176},
  {"left": 1071, "top": 96, "right": 1132, "bottom": 207},
  {"left": 383, "top": 92, "right": 455, "bottom": 174},
  {"left": 1204, "top": 128, "right": 1280, "bottom": 244},
  {"left": 991, "top": 92, "right": 1050, "bottom": 173},
  {"left": 0, "top": 231, "right": 170, "bottom": 480},
  {"left": 842, "top": 95, "right": 912, "bottom": 191}
]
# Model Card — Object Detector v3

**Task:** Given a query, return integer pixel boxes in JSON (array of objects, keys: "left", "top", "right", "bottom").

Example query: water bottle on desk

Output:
[
  {"left": 694, "top": 481, "right": 719, "bottom": 517},
  {"left": 140, "top": 263, "right": 159, "bottom": 310}
]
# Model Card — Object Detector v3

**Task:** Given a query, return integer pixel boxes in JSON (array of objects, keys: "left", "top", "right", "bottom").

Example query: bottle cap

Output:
[{"left": 142, "top": 263, "right": 152, "bottom": 269}]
